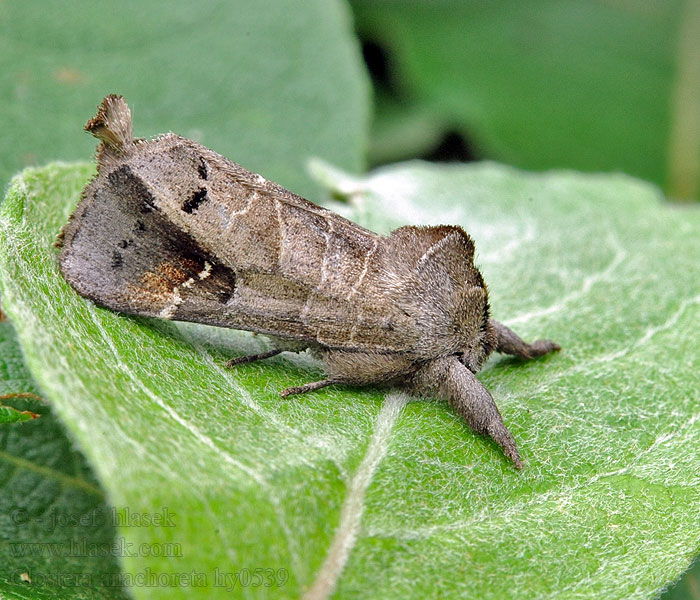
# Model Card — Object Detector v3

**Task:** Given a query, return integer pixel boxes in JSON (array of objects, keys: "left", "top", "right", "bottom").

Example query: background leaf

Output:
[
  {"left": 0, "top": 321, "right": 127, "bottom": 599},
  {"left": 1, "top": 158, "right": 699, "bottom": 599},
  {"left": 0, "top": 0, "right": 369, "bottom": 201},
  {"left": 351, "top": 0, "right": 700, "bottom": 201},
  {"left": 0, "top": 401, "right": 39, "bottom": 424}
]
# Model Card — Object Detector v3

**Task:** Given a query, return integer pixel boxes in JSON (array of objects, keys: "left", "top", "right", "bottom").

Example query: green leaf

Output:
[
  {"left": 352, "top": 0, "right": 700, "bottom": 201},
  {"left": 2, "top": 159, "right": 699, "bottom": 598},
  {"left": 0, "top": 400, "right": 39, "bottom": 423},
  {"left": 1, "top": 163, "right": 379, "bottom": 599},
  {"left": 0, "top": 321, "right": 128, "bottom": 599},
  {"left": 0, "top": 0, "right": 369, "bottom": 201}
]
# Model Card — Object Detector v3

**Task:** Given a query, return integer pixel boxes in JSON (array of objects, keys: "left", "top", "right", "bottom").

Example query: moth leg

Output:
[
  {"left": 412, "top": 356, "right": 523, "bottom": 468},
  {"left": 280, "top": 379, "right": 338, "bottom": 398},
  {"left": 490, "top": 320, "right": 560, "bottom": 360},
  {"left": 225, "top": 349, "right": 282, "bottom": 368}
]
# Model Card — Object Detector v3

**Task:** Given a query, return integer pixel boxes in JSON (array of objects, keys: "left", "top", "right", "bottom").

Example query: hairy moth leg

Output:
[
  {"left": 280, "top": 379, "right": 338, "bottom": 398},
  {"left": 225, "top": 338, "right": 310, "bottom": 368},
  {"left": 225, "top": 349, "right": 282, "bottom": 368},
  {"left": 412, "top": 356, "right": 523, "bottom": 468},
  {"left": 490, "top": 320, "right": 560, "bottom": 360}
]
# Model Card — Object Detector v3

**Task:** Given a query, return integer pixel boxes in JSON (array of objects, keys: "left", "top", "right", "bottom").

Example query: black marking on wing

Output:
[
  {"left": 111, "top": 250, "right": 123, "bottom": 269},
  {"left": 182, "top": 188, "right": 208, "bottom": 214},
  {"left": 197, "top": 158, "right": 209, "bottom": 180},
  {"left": 59, "top": 164, "right": 237, "bottom": 322}
]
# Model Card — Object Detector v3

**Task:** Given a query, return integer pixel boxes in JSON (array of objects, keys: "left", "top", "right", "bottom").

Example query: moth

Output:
[{"left": 58, "top": 95, "right": 560, "bottom": 468}]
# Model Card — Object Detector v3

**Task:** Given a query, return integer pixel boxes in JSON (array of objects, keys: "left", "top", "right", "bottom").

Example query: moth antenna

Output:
[{"left": 85, "top": 95, "right": 134, "bottom": 154}]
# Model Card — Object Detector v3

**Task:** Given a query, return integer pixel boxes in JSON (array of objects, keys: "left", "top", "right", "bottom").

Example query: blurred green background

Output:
[
  {"left": 352, "top": 0, "right": 700, "bottom": 203},
  {"left": 3, "top": 1, "right": 700, "bottom": 202},
  {"left": 1, "top": 1, "right": 699, "bottom": 598}
]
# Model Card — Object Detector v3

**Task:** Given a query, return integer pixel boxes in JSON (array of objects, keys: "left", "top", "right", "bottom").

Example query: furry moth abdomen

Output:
[{"left": 58, "top": 95, "right": 560, "bottom": 468}]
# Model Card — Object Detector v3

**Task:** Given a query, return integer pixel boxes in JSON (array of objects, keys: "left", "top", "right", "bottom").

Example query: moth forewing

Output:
[{"left": 58, "top": 95, "right": 560, "bottom": 469}]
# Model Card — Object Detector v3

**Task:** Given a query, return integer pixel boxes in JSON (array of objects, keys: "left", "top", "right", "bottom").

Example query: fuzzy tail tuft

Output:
[{"left": 84, "top": 95, "right": 134, "bottom": 153}]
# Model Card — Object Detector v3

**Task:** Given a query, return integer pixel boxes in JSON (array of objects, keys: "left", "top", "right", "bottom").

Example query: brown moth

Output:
[{"left": 58, "top": 95, "right": 560, "bottom": 468}]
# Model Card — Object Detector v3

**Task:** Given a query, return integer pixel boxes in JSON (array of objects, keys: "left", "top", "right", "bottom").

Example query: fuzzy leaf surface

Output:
[
  {"left": 0, "top": 320, "right": 127, "bottom": 599},
  {"left": 1, "top": 161, "right": 699, "bottom": 599}
]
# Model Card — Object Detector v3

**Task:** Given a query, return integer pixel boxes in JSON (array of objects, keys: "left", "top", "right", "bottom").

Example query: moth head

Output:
[{"left": 83, "top": 95, "right": 137, "bottom": 170}]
